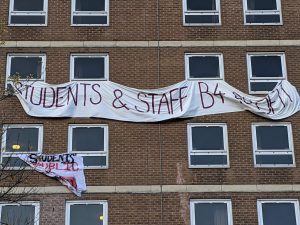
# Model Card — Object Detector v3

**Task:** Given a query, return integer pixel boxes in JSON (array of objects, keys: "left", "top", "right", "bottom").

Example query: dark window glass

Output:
[
  {"left": 70, "top": 204, "right": 104, "bottom": 225},
  {"left": 74, "top": 57, "right": 105, "bottom": 79},
  {"left": 191, "top": 155, "right": 227, "bottom": 166},
  {"left": 256, "top": 126, "right": 289, "bottom": 150},
  {"left": 10, "top": 57, "right": 42, "bottom": 79},
  {"left": 1, "top": 205, "right": 36, "bottom": 225},
  {"left": 192, "top": 127, "right": 224, "bottom": 150},
  {"left": 72, "top": 127, "right": 105, "bottom": 152},
  {"left": 251, "top": 56, "right": 283, "bottom": 78},
  {"left": 194, "top": 203, "right": 229, "bottom": 225},
  {"left": 73, "top": 16, "right": 107, "bottom": 25},
  {"left": 189, "top": 56, "right": 220, "bottom": 78},
  {"left": 187, "top": 0, "right": 216, "bottom": 10},
  {"left": 246, "top": 15, "right": 280, "bottom": 23},
  {"left": 185, "top": 15, "right": 219, "bottom": 24},
  {"left": 10, "top": 16, "right": 46, "bottom": 24},
  {"left": 13, "top": 0, "right": 44, "bottom": 11},
  {"left": 262, "top": 203, "right": 297, "bottom": 225},
  {"left": 250, "top": 82, "right": 278, "bottom": 92},
  {"left": 83, "top": 156, "right": 106, "bottom": 167},
  {"left": 256, "top": 155, "right": 293, "bottom": 165},
  {"left": 6, "top": 128, "right": 39, "bottom": 152},
  {"left": 75, "top": 0, "right": 105, "bottom": 11},
  {"left": 2, "top": 157, "right": 29, "bottom": 167},
  {"left": 247, "top": 0, "right": 277, "bottom": 10}
]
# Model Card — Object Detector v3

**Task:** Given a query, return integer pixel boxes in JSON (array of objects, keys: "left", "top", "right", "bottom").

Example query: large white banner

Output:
[
  {"left": 18, "top": 153, "right": 86, "bottom": 196},
  {"left": 12, "top": 80, "right": 300, "bottom": 121}
]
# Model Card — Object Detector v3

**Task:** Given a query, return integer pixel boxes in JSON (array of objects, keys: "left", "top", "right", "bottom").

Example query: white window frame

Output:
[
  {"left": 8, "top": 0, "right": 48, "bottom": 26},
  {"left": 70, "top": 54, "right": 109, "bottom": 81},
  {"left": 188, "top": 123, "right": 229, "bottom": 168},
  {"left": 247, "top": 52, "right": 287, "bottom": 94},
  {"left": 6, "top": 53, "right": 46, "bottom": 88},
  {"left": 71, "top": 0, "right": 109, "bottom": 26},
  {"left": 183, "top": 0, "right": 221, "bottom": 26},
  {"left": 185, "top": 53, "right": 224, "bottom": 80},
  {"left": 251, "top": 123, "right": 295, "bottom": 168},
  {"left": 68, "top": 124, "right": 109, "bottom": 169},
  {"left": 0, "top": 201, "right": 40, "bottom": 225},
  {"left": 190, "top": 199, "right": 233, "bottom": 225},
  {"left": 243, "top": 0, "right": 282, "bottom": 25},
  {"left": 65, "top": 200, "right": 108, "bottom": 225},
  {"left": 257, "top": 200, "right": 300, "bottom": 225},
  {"left": 1, "top": 124, "right": 43, "bottom": 169}
]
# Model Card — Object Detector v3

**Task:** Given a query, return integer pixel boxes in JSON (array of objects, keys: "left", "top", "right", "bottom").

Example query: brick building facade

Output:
[{"left": 1, "top": 0, "right": 300, "bottom": 224}]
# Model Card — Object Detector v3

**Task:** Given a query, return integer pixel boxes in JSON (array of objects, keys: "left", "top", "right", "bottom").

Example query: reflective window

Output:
[
  {"left": 9, "top": 0, "right": 48, "bottom": 26},
  {"left": 68, "top": 125, "right": 108, "bottom": 168},
  {"left": 191, "top": 200, "right": 233, "bottom": 225},
  {"left": 183, "top": 0, "right": 221, "bottom": 25},
  {"left": 252, "top": 123, "right": 294, "bottom": 167},
  {"left": 0, "top": 202, "right": 40, "bottom": 225},
  {"left": 247, "top": 53, "right": 286, "bottom": 93},
  {"left": 188, "top": 124, "right": 229, "bottom": 168},
  {"left": 185, "top": 54, "right": 224, "bottom": 79},
  {"left": 258, "top": 200, "right": 300, "bottom": 225},
  {"left": 66, "top": 201, "right": 108, "bottom": 225},
  {"left": 243, "top": 0, "right": 282, "bottom": 25},
  {"left": 71, "top": 0, "right": 109, "bottom": 26}
]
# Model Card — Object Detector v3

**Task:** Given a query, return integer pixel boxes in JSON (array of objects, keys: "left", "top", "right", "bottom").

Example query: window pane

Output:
[
  {"left": 246, "top": 15, "right": 281, "bottom": 23},
  {"left": 13, "top": 0, "right": 44, "bottom": 11},
  {"left": 247, "top": 0, "right": 277, "bottom": 10},
  {"left": 187, "top": 0, "right": 216, "bottom": 11},
  {"left": 189, "top": 56, "right": 220, "bottom": 78},
  {"left": 73, "top": 16, "right": 107, "bottom": 25},
  {"left": 262, "top": 203, "right": 297, "bottom": 225},
  {"left": 191, "top": 155, "right": 227, "bottom": 166},
  {"left": 192, "top": 127, "right": 224, "bottom": 150},
  {"left": 185, "top": 15, "right": 219, "bottom": 24},
  {"left": 256, "top": 126, "right": 289, "bottom": 150},
  {"left": 251, "top": 56, "right": 283, "bottom": 78},
  {"left": 74, "top": 57, "right": 105, "bottom": 79},
  {"left": 83, "top": 156, "right": 107, "bottom": 167},
  {"left": 75, "top": 0, "right": 105, "bottom": 11},
  {"left": 70, "top": 204, "right": 104, "bottom": 225},
  {"left": 194, "top": 203, "right": 228, "bottom": 225},
  {"left": 10, "top": 57, "right": 42, "bottom": 79},
  {"left": 1, "top": 205, "right": 36, "bottom": 225},
  {"left": 72, "top": 127, "right": 105, "bottom": 152},
  {"left": 256, "top": 155, "right": 293, "bottom": 165},
  {"left": 6, "top": 128, "right": 39, "bottom": 152},
  {"left": 2, "top": 157, "right": 29, "bottom": 167},
  {"left": 10, "top": 16, "right": 46, "bottom": 24},
  {"left": 250, "top": 82, "right": 278, "bottom": 92}
]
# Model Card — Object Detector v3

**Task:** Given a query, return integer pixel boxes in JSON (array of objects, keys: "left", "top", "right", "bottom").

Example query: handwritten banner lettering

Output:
[{"left": 12, "top": 80, "right": 300, "bottom": 121}]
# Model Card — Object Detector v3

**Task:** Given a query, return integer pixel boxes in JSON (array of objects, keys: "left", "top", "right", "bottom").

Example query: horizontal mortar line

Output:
[
  {"left": 1, "top": 184, "right": 300, "bottom": 194},
  {"left": 1, "top": 40, "right": 300, "bottom": 48}
]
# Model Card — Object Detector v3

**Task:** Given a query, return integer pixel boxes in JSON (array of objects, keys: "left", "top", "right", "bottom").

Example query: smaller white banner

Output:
[{"left": 18, "top": 153, "right": 86, "bottom": 196}]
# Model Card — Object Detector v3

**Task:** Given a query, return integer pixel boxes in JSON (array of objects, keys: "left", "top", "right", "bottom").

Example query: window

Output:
[
  {"left": 68, "top": 125, "right": 108, "bottom": 168},
  {"left": 0, "top": 202, "right": 40, "bottom": 225},
  {"left": 1, "top": 125, "right": 43, "bottom": 168},
  {"left": 71, "top": 0, "right": 109, "bottom": 26},
  {"left": 188, "top": 124, "right": 229, "bottom": 168},
  {"left": 258, "top": 200, "right": 300, "bottom": 225},
  {"left": 183, "top": 0, "right": 221, "bottom": 25},
  {"left": 190, "top": 200, "right": 233, "bottom": 225},
  {"left": 252, "top": 123, "right": 294, "bottom": 167},
  {"left": 185, "top": 53, "right": 224, "bottom": 79},
  {"left": 9, "top": 0, "right": 48, "bottom": 26},
  {"left": 6, "top": 53, "right": 46, "bottom": 88},
  {"left": 70, "top": 54, "right": 109, "bottom": 81},
  {"left": 247, "top": 53, "right": 287, "bottom": 94},
  {"left": 243, "top": 0, "right": 282, "bottom": 25},
  {"left": 66, "top": 201, "right": 108, "bottom": 225}
]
